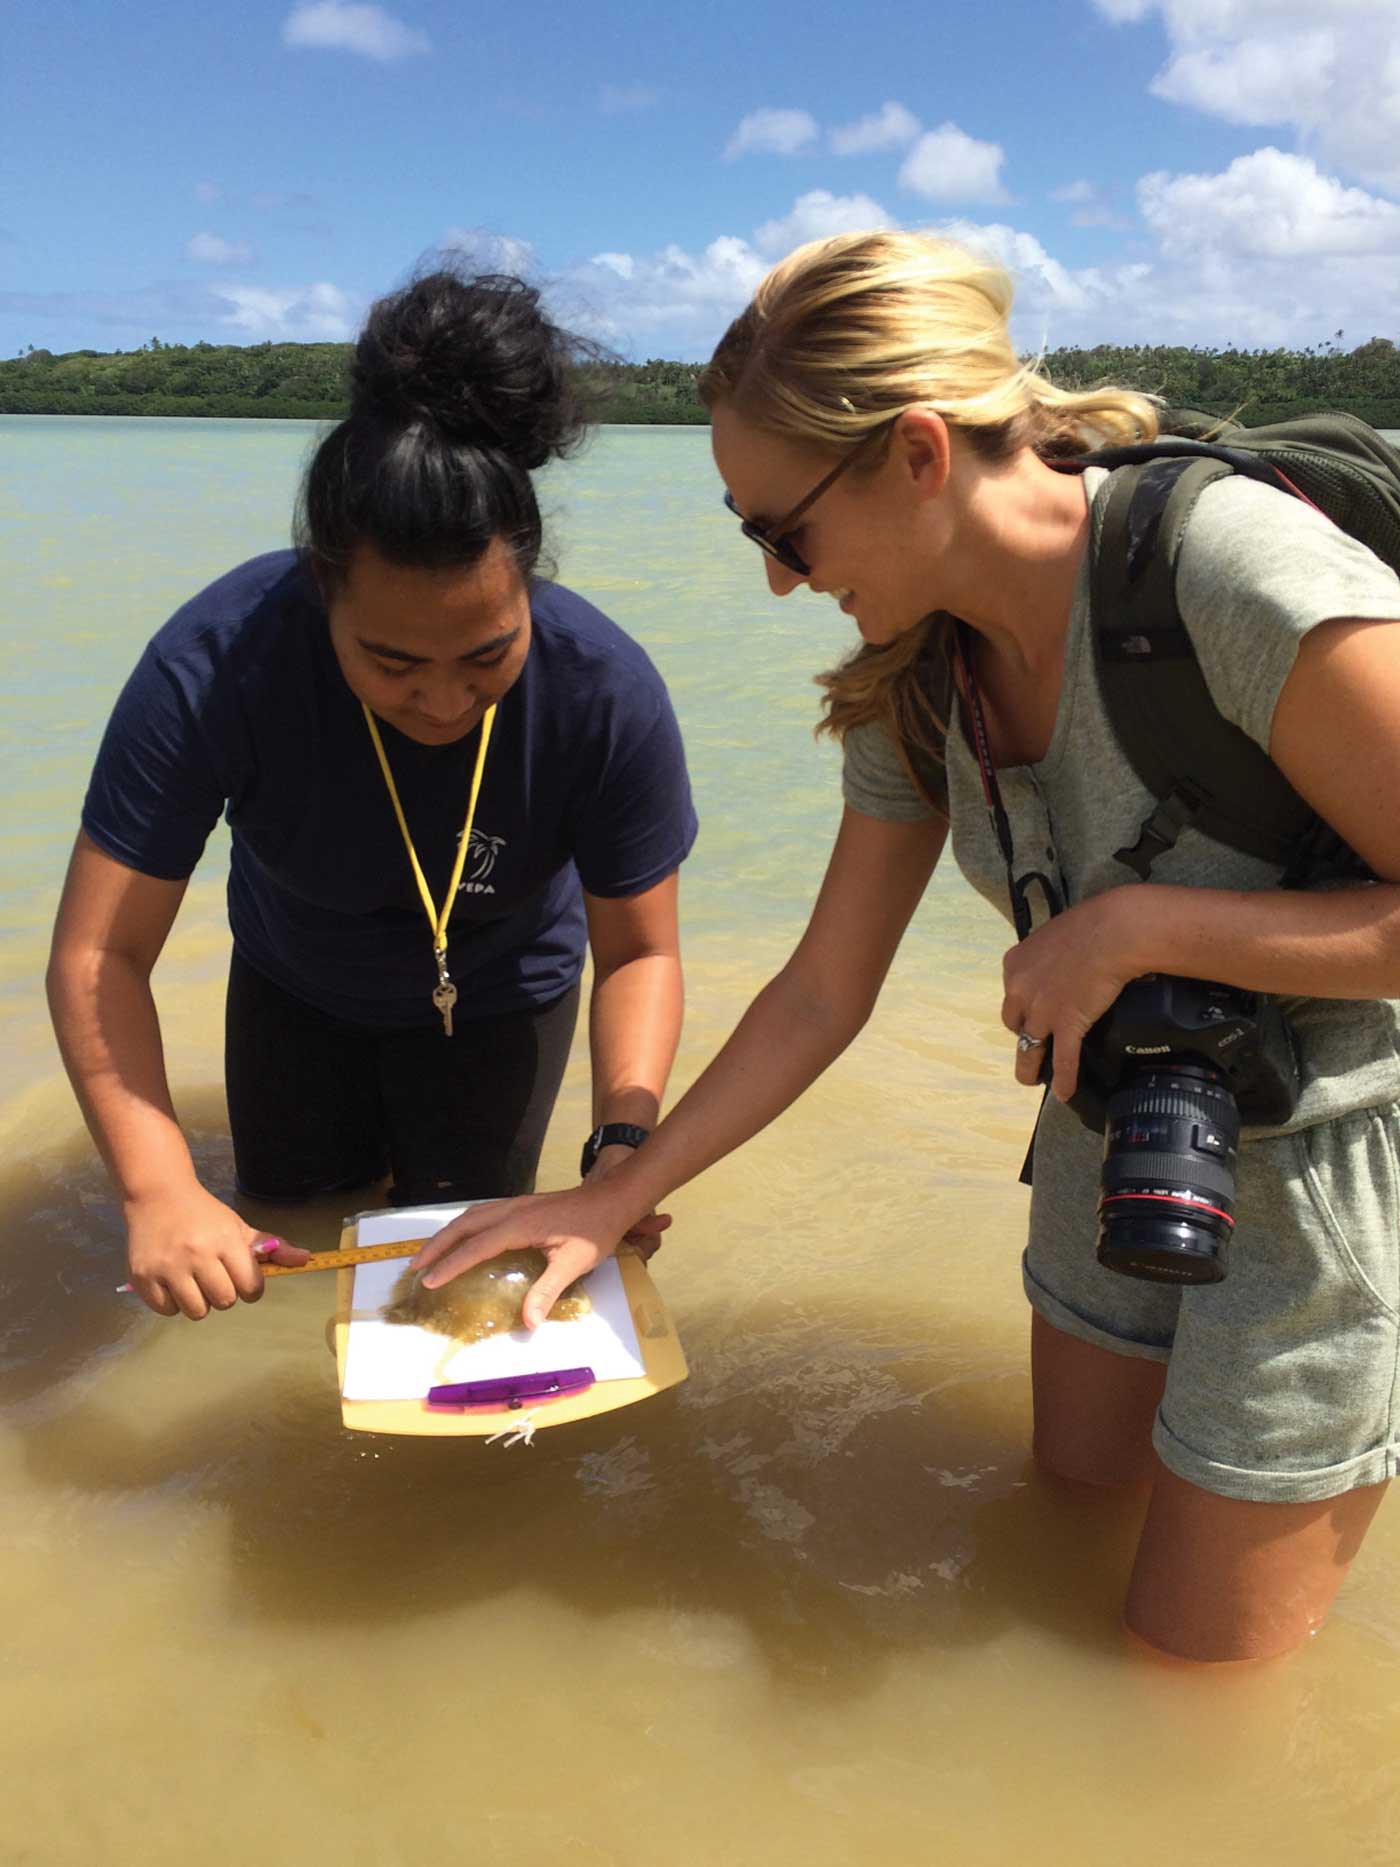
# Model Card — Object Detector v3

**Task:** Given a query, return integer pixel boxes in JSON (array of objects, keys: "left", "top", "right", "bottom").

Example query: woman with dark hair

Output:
[{"left": 47, "top": 270, "right": 696, "bottom": 1321}]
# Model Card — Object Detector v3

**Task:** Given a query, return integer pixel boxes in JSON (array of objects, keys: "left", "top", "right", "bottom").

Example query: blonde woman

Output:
[{"left": 413, "top": 232, "right": 1400, "bottom": 1664}]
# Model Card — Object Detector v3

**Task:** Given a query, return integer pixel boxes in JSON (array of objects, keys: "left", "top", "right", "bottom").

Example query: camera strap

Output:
[
  {"left": 952, "top": 621, "right": 1057, "bottom": 1188},
  {"left": 952, "top": 622, "right": 1063, "bottom": 941}
]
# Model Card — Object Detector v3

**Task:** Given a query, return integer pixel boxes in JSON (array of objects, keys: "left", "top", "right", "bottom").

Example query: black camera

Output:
[{"left": 1065, "top": 976, "right": 1299, "bottom": 1286}]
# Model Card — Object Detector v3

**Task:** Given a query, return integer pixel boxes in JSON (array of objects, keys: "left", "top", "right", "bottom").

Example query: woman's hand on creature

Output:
[
  {"left": 585, "top": 1143, "right": 672, "bottom": 1262},
  {"left": 124, "top": 1184, "right": 312, "bottom": 1319},
  {"left": 410, "top": 1183, "right": 645, "bottom": 1330},
  {"left": 1001, "top": 889, "right": 1146, "bottom": 1102}
]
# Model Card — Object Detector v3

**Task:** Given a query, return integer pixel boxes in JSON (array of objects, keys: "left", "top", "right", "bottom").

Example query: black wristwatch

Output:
[{"left": 580, "top": 1123, "right": 651, "bottom": 1176}]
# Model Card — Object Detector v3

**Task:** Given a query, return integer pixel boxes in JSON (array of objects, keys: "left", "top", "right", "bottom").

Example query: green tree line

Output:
[
  {"left": 1042, "top": 336, "right": 1400, "bottom": 429},
  {"left": 3, "top": 334, "right": 1399, "bottom": 427},
  {"left": 0, "top": 340, "right": 713, "bottom": 423}
]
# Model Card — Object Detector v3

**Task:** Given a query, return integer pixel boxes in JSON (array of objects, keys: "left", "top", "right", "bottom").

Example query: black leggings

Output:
[{"left": 225, "top": 949, "right": 580, "bottom": 1207}]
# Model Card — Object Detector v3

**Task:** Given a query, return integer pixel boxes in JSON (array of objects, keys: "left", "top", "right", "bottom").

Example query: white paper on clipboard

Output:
[{"left": 341, "top": 1203, "right": 645, "bottom": 1403}]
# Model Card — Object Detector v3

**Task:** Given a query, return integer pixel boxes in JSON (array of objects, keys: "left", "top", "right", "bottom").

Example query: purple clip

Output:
[{"left": 426, "top": 1367, "right": 595, "bottom": 1412}]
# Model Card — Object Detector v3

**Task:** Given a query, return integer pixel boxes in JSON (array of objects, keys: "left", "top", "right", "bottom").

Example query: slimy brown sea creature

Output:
[{"left": 384, "top": 1249, "right": 590, "bottom": 1343}]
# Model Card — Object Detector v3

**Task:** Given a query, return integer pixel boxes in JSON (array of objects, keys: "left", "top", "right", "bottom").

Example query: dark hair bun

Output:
[{"left": 350, "top": 268, "right": 594, "bottom": 468}]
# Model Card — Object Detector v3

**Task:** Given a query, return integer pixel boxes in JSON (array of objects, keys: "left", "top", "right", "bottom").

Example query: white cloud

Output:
[
  {"left": 899, "top": 123, "right": 1008, "bottom": 203},
  {"left": 1121, "top": 244, "right": 1400, "bottom": 350},
  {"left": 563, "top": 236, "right": 768, "bottom": 354},
  {"left": 1156, "top": 32, "right": 1338, "bottom": 126},
  {"left": 599, "top": 83, "right": 660, "bottom": 114},
  {"left": 214, "top": 281, "right": 355, "bottom": 340},
  {"left": 753, "top": 190, "right": 892, "bottom": 258},
  {"left": 724, "top": 108, "right": 819, "bottom": 160},
  {"left": 830, "top": 102, "right": 921, "bottom": 156},
  {"left": 561, "top": 201, "right": 1118, "bottom": 360},
  {"left": 560, "top": 197, "right": 1114, "bottom": 359},
  {"left": 1139, "top": 148, "right": 1400, "bottom": 258},
  {"left": 945, "top": 181, "right": 1400, "bottom": 351},
  {"left": 505, "top": 120, "right": 1400, "bottom": 363},
  {"left": 0, "top": 279, "right": 360, "bottom": 350},
  {"left": 282, "top": 2, "right": 429, "bottom": 61},
  {"left": 440, "top": 229, "right": 534, "bottom": 276},
  {"left": 14, "top": 159, "right": 1398, "bottom": 362},
  {"left": 186, "top": 231, "right": 254, "bottom": 265},
  {"left": 919, "top": 207, "right": 1396, "bottom": 353},
  {"left": 525, "top": 176, "right": 1400, "bottom": 353},
  {"left": 1090, "top": 0, "right": 1400, "bottom": 193},
  {"left": 931, "top": 219, "right": 1147, "bottom": 323},
  {"left": 193, "top": 180, "right": 222, "bottom": 206},
  {"left": 1049, "top": 178, "right": 1128, "bottom": 228}
]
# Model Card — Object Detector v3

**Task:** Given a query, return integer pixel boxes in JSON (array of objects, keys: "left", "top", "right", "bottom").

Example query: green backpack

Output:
[{"left": 905, "top": 410, "right": 1400, "bottom": 886}]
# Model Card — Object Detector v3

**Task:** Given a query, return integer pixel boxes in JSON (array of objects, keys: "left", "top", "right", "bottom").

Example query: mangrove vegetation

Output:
[{"left": 2, "top": 335, "right": 1399, "bottom": 427}]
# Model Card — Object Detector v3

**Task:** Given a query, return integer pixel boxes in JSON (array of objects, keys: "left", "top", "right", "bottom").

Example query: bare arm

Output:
[
  {"left": 1139, "top": 613, "right": 1400, "bottom": 994},
  {"left": 583, "top": 871, "right": 684, "bottom": 1145},
  {"left": 47, "top": 831, "right": 307, "bottom": 1315},
  {"left": 1002, "top": 613, "right": 1400, "bottom": 1100},
  {"left": 602, "top": 808, "right": 945, "bottom": 1202},
  {"left": 415, "top": 807, "right": 947, "bottom": 1317},
  {"left": 1136, "top": 613, "right": 1400, "bottom": 992},
  {"left": 48, "top": 831, "right": 198, "bottom": 1200}
]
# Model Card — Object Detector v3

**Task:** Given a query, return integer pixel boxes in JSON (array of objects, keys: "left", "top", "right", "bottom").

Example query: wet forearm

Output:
[
  {"left": 588, "top": 952, "right": 683, "bottom": 1129},
  {"left": 46, "top": 948, "right": 199, "bottom": 1203}
]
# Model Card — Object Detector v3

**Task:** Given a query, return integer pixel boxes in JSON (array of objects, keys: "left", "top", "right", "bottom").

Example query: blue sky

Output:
[{"left": 4, "top": 0, "right": 1399, "bottom": 361}]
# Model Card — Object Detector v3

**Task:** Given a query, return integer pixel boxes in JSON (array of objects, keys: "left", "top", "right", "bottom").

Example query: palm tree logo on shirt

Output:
[{"left": 460, "top": 829, "right": 505, "bottom": 883}]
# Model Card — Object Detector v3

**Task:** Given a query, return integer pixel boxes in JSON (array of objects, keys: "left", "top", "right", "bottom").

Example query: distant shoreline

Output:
[
  {"left": 5, "top": 406, "right": 1399, "bottom": 432},
  {"left": 0, "top": 342, "right": 711, "bottom": 425},
  {"left": 0, "top": 410, "right": 712, "bottom": 427},
  {"left": 4, "top": 337, "right": 1398, "bottom": 430}
]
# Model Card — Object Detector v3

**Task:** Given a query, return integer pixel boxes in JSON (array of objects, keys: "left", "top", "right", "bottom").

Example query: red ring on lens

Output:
[{"left": 1098, "top": 1192, "right": 1234, "bottom": 1229}]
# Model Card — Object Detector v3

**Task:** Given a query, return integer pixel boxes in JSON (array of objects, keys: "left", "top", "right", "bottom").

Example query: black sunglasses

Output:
[{"left": 723, "top": 416, "right": 897, "bottom": 576}]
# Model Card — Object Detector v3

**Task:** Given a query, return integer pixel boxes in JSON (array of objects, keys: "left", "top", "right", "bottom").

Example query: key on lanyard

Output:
[{"left": 433, "top": 978, "right": 458, "bottom": 1038}]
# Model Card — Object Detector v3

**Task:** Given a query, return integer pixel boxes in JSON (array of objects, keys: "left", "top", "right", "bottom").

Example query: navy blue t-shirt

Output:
[{"left": 83, "top": 552, "right": 697, "bottom": 1029}]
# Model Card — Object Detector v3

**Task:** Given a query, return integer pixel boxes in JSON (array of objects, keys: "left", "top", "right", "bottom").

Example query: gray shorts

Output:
[{"left": 1023, "top": 1093, "right": 1400, "bottom": 1504}]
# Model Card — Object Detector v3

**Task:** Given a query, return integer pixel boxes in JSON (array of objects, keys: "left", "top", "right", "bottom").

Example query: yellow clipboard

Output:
[{"left": 331, "top": 1224, "right": 687, "bottom": 1436}]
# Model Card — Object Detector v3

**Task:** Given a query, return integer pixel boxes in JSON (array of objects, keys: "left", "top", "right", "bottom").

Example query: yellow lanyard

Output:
[{"left": 362, "top": 701, "right": 496, "bottom": 1036}]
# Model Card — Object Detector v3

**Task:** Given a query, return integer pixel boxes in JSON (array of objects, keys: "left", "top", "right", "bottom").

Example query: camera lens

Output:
[{"left": 1096, "top": 1063, "right": 1238, "bottom": 1284}]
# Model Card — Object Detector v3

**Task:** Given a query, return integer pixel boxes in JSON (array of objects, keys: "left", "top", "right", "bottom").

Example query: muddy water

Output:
[{"left": 3, "top": 417, "right": 1399, "bottom": 1867}]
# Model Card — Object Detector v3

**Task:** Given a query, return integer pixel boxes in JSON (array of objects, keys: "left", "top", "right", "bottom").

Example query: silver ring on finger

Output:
[{"left": 1016, "top": 1031, "right": 1047, "bottom": 1054}]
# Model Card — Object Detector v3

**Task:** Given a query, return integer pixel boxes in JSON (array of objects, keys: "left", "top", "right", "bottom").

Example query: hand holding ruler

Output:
[{"left": 261, "top": 1239, "right": 424, "bottom": 1278}]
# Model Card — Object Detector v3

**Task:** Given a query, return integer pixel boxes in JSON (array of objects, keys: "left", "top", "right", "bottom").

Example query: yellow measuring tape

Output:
[
  {"left": 362, "top": 700, "right": 497, "bottom": 1035},
  {"left": 264, "top": 1237, "right": 650, "bottom": 1279},
  {"left": 262, "top": 1240, "right": 426, "bottom": 1278}
]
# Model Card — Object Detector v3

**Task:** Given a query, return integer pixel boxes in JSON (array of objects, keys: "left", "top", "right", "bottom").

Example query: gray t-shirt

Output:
[{"left": 842, "top": 467, "right": 1400, "bottom": 1133}]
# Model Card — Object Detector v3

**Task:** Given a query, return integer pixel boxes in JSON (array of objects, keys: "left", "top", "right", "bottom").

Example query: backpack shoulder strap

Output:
[{"left": 1091, "top": 455, "right": 1360, "bottom": 883}]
